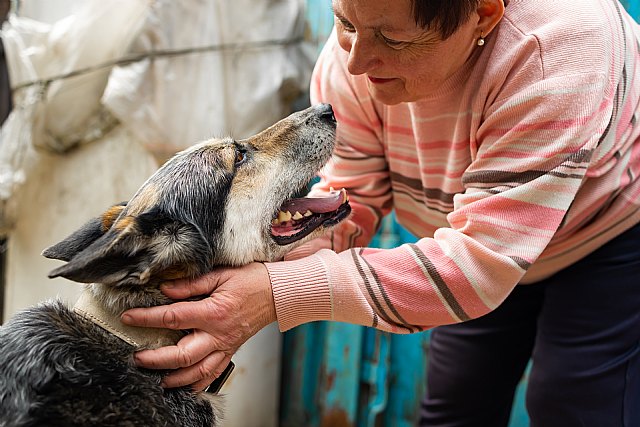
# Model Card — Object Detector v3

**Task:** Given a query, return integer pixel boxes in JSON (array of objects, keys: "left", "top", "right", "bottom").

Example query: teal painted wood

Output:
[
  {"left": 280, "top": 322, "right": 364, "bottom": 427},
  {"left": 305, "top": 0, "right": 335, "bottom": 54},
  {"left": 621, "top": 0, "right": 640, "bottom": 20},
  {"left": 509, "top": 364, "right": 532, "bottom": 427},
  {"left": 281, "top": 322, "right": 324, "bottom": 427},
  {"left": 384, "top": 332, "right": 432, "bottom": 427},
  {"left": 320, "top": 323, "right": 365, "bottom": 425},
  {"left": 357, "top": 329, "right": 391, "bottom": 427}
]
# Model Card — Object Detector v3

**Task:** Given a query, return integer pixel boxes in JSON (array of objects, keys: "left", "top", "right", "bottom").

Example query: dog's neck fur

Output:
[{"left": 73, "top": 288, "right": 183, "bottom": 350}]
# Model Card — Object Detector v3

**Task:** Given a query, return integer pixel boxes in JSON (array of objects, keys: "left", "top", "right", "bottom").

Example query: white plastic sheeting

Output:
[
  {"left": 0, "top": 0, "right": 314, "bottom": 226},
  {"left": 104, "top": 0, "right": 315, "bottom": 162},
  {"left": 0, "top": 0, "right": 150, "bottom": 230},
  {"left": 0, "top": 1, "right": 315, "bottom": 426}
]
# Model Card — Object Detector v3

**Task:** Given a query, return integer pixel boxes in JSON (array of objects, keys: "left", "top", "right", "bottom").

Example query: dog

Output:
[{"left": 0, "top": 103, "right": 350, "bottom": 427}]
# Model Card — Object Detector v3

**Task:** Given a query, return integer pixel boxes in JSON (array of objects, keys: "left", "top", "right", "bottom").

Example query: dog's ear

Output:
[
  {"left": 42, "top": 203, "right": 127, "bottom": 262},
  {"left": 46, "top": 207, "right": 210, "bottom": 285}
]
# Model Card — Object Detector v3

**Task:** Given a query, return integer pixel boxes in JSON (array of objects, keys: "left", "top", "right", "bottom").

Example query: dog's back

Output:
[{"left": 0, "top": 301, "right": 215, "bottom": 427}]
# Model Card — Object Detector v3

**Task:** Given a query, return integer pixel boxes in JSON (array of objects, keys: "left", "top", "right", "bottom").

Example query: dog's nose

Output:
[{"left": 316, "top": 103, "right": 336, "bottom": 123}]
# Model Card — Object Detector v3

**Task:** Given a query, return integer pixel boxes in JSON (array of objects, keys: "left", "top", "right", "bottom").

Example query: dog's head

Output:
[{"left": 42, "top": 104, "right": 350, "bottom": 297}]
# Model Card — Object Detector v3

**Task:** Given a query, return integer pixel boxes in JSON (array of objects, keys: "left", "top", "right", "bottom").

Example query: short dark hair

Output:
[{"left": 412, "top": 0, "right": 481, "bottom": 39}]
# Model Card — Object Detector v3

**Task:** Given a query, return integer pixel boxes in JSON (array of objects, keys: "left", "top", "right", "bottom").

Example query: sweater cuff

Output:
[{"left": 265, "top": 255, "right": 332, "bottom": 331}]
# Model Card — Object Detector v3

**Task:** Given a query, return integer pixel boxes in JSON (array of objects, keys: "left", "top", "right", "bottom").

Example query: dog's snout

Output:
[{"left": 316, "top": 103, "right": 336, "bottom": 123}]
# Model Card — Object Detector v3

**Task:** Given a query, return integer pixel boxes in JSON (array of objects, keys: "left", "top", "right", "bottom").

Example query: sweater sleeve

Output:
[{"left": 268, "top": 23, "right": 626, "bottom": 332}]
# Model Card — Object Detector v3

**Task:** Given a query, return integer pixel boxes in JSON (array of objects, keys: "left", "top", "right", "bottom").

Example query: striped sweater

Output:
[{"left": 266, "top": 0, "right": 640, "bottom": 333}]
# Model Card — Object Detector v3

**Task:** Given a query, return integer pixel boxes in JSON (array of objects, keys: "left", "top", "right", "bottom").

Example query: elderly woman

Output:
[{"left": 123, "top": 0, "right": 640, "bottom": 425}]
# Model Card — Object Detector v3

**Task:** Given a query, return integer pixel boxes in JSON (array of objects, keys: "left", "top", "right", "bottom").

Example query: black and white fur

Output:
[{"left": 0, "top": 104, "right": 347, "bottom": 427}]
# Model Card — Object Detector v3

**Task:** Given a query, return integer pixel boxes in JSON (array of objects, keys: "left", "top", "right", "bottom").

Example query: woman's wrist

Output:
[{"left": 266, "top": 255, "right": 333, "bottom": 331}]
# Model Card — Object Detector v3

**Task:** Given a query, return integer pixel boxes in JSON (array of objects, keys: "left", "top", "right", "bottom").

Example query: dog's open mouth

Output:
[{"left": 271, "top": 188, "right": 351, "bottom": 245}]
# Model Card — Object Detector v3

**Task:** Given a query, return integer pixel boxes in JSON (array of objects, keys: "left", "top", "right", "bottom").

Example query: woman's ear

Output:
[{"left": 476, "top": 0, "right": 505, "bottom": 39}]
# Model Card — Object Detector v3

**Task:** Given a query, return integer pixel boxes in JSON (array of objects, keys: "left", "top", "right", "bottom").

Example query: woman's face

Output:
[{"left": 332, "top": 0, "right": 480, "bottom": 104}]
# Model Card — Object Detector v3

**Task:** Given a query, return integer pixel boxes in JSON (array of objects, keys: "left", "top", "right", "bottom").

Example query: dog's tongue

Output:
[
  {"left": 280, "top": 188, "right": 348, "bottom": 214},
  {"left": 271, "top": 188, "right": 351, "bottom": 244}
]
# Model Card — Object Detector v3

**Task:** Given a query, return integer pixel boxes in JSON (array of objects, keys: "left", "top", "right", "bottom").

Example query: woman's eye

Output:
[
  {"left": 380, "top": 33, "right": 405, "bottom": 48},
  {"left": 336, "top": 17, "right": 355, "bottom": 32}
]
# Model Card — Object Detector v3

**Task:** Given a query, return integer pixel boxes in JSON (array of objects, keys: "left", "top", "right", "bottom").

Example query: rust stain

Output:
[
  {"left": 320, "top": 407, "right": 354, "bottom": 427},
  {"left": 325, "top": 370, "right": 336, "bottom": 391}
]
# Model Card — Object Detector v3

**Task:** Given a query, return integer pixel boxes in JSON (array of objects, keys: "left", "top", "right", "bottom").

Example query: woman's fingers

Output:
[
  {"left": 122, "top": 298, "right": 215, "bottom": 330},
  {"left": 160, "top": 274, "right": 223, "bottom": 300},
  {"left": 161, "top": 351, "right": 230, "bottom": 390},
  {"left": 190, "top": 354, "right": 234, "bottom": 392},
  {"left": 133, "top": 330, "right": 219, "bottom": 370}
]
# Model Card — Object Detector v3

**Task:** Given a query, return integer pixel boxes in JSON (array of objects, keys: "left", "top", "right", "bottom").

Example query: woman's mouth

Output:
[{"left": 368, "top": 76, "right": 395, "bottom": 84}]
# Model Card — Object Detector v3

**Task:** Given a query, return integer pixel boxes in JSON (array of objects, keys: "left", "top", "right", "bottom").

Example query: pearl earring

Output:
[{"left": 477, "top": 34, "right": 485, "bottom": 46}]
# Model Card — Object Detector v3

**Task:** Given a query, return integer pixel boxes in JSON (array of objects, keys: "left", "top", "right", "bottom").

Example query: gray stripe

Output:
[
  {"left": 391, "top": 171, "right": 456, "bottom": 205},
  {"left": 463, "top": 169, "right": 546, "bottom": 185},
  {"left": 509, "top": 256, "right": 531, "bottom": 270},
  {"left": 463, "top": 149, "right": 594, "bottom": 186},
  {"left": 407, "top": 244, "right": 471, "bottom": 322},
  {"left": 350, "top": 248, "right": 417, "bottom": 332},
  {"left": 394, "top": 189, "right": 453, "bottom": 214}
]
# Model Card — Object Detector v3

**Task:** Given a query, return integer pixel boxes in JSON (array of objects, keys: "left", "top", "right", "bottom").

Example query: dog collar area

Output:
[
  {"left": 72, "top": 290, "right": 179, "bottom": 350},
  {"left": 72, "top": 291, "right": 234, "bottom": 394}
]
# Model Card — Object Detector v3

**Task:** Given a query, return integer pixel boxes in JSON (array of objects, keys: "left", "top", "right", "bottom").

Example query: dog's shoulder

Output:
[{"left": 0, "top": 301, "right": 215, "bottom": 426}]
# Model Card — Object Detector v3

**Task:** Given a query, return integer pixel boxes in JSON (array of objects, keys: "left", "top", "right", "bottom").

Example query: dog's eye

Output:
[{"left": 235, "top": 149, "right": 247, "bottom": 166}]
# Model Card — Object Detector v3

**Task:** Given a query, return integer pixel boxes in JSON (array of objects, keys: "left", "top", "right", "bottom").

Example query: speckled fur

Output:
[{"left": 0, "top": 105, "right": 338, "bottom": 427}]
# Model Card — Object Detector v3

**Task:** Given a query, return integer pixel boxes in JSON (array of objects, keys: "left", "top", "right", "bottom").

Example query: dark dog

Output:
[{"left": 0, "top": 104, "right": 350, "bottom": 427}]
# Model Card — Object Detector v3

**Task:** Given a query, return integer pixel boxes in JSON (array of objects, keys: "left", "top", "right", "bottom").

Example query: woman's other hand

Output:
[{"left": 121, "top": 262, "right": 275, "bottom": 391}]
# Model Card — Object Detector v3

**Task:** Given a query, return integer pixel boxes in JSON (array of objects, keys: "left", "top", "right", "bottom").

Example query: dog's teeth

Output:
[
  {"left": 330, "top": 186, "right": 335, "bottom": 192},
  {"left": 341, "top": 188, "right": 348, "bottom": 203},
  {"left": 278, "top": 210, "right": 292, "bottom": 222},
  {"left": 292, "top": 211, "right": 303, "bottom": 220},
  {"left": 272, "top": 218, "right": 279, "bottom": 225},
  {"left": 304, "top": 210, "right": 313, "bottom": 217}
]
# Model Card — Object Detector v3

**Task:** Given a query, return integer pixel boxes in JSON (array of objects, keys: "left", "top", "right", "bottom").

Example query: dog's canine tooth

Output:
[
  {"left": 304, "top": 210, "right": 313, "bottom": 217},
  {"left": 292, "top": 211, "right": 303, "bottom": 220},
  {"left": 341, "top": 188, "right": 348, "bottom": 203},
  {"left": 271, "top": 218, "right": 279, "bottom": 225}
]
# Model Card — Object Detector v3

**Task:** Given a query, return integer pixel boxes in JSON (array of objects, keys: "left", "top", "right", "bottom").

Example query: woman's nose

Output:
[{"left": 344, "top": 34, "right": 379, "bottom": 76}]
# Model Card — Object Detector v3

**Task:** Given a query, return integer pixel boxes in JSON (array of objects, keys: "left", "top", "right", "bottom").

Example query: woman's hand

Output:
[{"left": 121, "top": 262, "right": 275, "bottom": 391}]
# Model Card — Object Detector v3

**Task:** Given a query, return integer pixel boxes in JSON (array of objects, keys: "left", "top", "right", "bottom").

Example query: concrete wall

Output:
[{"left": 3, "top": 127, "right": 157, "bottom": 314}]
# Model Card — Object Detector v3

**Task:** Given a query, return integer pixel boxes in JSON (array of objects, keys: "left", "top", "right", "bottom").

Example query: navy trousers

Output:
[{"left": 419, "top": 223, "right": 640, "bottom": 427}]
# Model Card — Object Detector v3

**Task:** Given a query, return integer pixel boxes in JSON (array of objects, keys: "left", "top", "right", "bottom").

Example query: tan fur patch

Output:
[
  {"left": 101, "top": 205, "right": 126, "bottom": 232},
  {"left": 214, "top": 143, "right": 236, "bottom": 172},
  {"left": 127, "top": 183, "right": 160, "bottom": 216},
  {"left": 114, "top": 216, "right": 134, "bottom": 232},
  {"left": 247, "top": 116, "right": 298, "bottom": 156}
]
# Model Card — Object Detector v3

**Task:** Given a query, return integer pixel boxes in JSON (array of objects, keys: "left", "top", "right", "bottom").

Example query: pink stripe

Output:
[
  {"left": 416, "top": 139, "right": 473, "bottom": 150},
  {"left": 451, "top": 196, "right": 566, "bottom": 231},
  {"left": 385, "top": 125, "right": 414, "bottom": 136},
  {"left": 485, "top": 99, "right": 612, "bottom": 137},
  {"left": 367, "top": 244, "right": 490, "bottom": 322}
]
